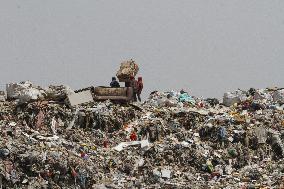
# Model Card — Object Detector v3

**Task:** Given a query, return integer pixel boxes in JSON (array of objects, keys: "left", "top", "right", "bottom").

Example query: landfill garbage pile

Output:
[{"left": 1, "top": 83, "right": 284, "bottom": 188}]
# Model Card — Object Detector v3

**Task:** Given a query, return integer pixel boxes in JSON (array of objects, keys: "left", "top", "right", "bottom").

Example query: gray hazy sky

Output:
[{"left": 0, "top": 0, "right": 283, "bottom": 99}]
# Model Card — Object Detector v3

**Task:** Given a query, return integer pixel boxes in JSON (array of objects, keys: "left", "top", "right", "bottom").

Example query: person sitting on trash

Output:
[
  {"left": 136, "top": 77, "right": 144, "bottom": 102},
  {"left": 110, "top": 77, "right": 120, "bottom": 88}
]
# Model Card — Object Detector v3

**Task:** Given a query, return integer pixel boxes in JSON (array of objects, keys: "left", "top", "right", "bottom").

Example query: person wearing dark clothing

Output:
[
  {"left": 136, "top": 77, "right": 143, "bottom": 102},
  {"left": 125, "top": 82, "right": 130, "bottom": 87},
  {"left": 110, "top": 77, "right": 120, "bottom": 88}
]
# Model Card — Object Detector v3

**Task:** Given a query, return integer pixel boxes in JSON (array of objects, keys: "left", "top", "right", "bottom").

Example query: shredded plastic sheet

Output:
[
  {"left": 178, "top": 93, "right": 196, "bottom": 104},
  {"left": 113, "top": 140, "right": 150, "bottom": 151}
]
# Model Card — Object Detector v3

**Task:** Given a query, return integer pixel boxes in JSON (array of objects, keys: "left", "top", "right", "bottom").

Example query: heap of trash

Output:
[
  {"left": 0, "top": 82, "right": 284, "bottom": 188},
  {"left": 116, "top": 59, "right": 139, "bottom": 82}
]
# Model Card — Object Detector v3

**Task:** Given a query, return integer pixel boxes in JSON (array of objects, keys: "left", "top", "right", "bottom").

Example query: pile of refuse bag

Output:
[
  {"left": 1, "top": 82, "right": 284, "bottom": 188},
  {"left": 116, "top": 59, "right": 139, "bottom": 82}
]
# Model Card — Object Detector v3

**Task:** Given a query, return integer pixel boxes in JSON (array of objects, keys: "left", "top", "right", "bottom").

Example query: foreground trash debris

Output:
[{"left": 0, "top": 83, "right": 284, "bottom": 188}]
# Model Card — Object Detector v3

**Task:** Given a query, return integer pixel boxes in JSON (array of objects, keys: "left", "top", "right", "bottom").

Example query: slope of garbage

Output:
[{"left": 0, "top": 83, "right": 284, "bottom": 188}]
